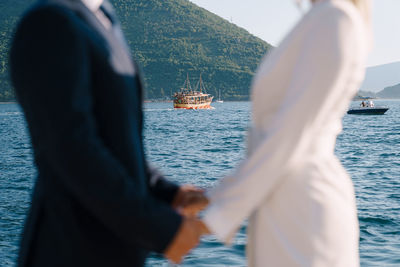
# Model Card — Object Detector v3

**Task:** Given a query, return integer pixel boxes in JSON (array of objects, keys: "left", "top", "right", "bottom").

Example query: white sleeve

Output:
[{"left": 203, "top": 12, "right": 362, "bottom": 243}]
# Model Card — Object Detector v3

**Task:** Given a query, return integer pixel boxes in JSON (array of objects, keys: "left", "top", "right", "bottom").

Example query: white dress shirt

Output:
[
  {"left": 81, "top": 0, "right": 102, "bottom": 11},
  {"left": 81, "top": 0, "right": 112, "bottom": 29},
  {"left": 203, "top": 0, "right": 370, "bottom": 266}
]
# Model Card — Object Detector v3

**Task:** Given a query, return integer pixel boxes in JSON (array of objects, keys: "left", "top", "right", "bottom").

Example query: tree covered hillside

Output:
[
  {"left": 0, "top": 0, "right": 32, "bottom": 101},
  {"left": 0, "top": 0, "right": 272, "bottom": 101},
  {"left": 113, "top": 0, "right": 272, "bottom": 99}
]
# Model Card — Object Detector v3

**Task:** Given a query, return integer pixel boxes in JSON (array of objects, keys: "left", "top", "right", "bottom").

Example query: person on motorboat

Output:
[{"left": 369, "top": 100, "right": 374, "bottom": 107}]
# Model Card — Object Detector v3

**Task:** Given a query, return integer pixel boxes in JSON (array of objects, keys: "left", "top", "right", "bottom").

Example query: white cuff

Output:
[{"left": 202, "top": 204, "right": 239, "bottom": 245}]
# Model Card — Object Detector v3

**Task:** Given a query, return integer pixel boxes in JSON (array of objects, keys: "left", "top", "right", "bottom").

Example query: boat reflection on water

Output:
[{"left": 347, "top": 100, "right": 389, "bottom": 115}]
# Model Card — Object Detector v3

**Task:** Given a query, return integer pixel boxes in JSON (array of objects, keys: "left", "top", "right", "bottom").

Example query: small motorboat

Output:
[
  {"left": 347, "top": 100, "right": 389, "bottom": 115},
  {"left": 347, "top": 107, "right": 389, "bottom": 115}
]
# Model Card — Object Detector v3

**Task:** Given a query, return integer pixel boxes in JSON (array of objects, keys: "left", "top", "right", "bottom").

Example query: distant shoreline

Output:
[
  {"left": 143, "top": 99, "right": 251, "bottom": 103},
  {"left": 2, "top": 99, "right": 399, "bottom": 105},
  {"left": 144, "top": 99, "right": 250, "bottom": 103},
  {"left": 353, "top": 98, "right": 400, "bottom": 101}
]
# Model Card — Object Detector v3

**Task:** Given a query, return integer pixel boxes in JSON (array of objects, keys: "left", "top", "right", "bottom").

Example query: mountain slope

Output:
[
  {"left": 0, "top": 0, "right": 272, "bottom": 101},
  {"left": 111, "top": 0, "right": 272, "bottom": 99},
  {"left": 361, "top": 62, "right": 400, "bottom": 92},
  {"left": 377, "top": 84, "right": 400, "bottom": 99}
]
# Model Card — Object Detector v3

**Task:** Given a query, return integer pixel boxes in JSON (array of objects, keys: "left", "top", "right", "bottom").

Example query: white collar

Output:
[{"left": 81, "top": 0, "right": 103, "bottom": 12}]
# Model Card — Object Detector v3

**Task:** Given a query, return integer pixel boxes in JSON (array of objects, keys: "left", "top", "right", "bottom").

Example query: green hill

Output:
[
  {"left": 0, "top": 0, "right": 32, "bottom": 101},
  {"left": 0, "top": 0, "right": 272, "bottom": 101}
]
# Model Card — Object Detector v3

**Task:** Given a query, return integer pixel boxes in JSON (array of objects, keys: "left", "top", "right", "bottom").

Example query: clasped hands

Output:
[{"left": 164, "top": 185, "right": 210, "bottom": 264}]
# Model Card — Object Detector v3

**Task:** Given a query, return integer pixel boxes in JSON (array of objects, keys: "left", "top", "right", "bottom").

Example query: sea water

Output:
[{"left": 0, "top": 101, "right": 399, "bottom": 266}]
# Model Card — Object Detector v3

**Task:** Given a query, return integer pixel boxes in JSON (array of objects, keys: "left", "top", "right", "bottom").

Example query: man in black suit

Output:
[{"left": 10, "top": 0, "right": 208, "bottom": 266}]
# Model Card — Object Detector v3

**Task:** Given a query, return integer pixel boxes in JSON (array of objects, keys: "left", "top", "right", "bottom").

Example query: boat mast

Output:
[
  {"left": 199, "top": 73, "right": 203, "bottom": 93},
  {"left": 183, "top": 73, "right": 192, "bottom": 93}
]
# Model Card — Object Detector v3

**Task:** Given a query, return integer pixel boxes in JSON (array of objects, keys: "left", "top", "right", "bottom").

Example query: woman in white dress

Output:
[{"left": 201, "top": 0, "right": 371, "bottom": 266}]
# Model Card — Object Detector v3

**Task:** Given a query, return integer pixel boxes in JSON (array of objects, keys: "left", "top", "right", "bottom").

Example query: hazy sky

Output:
[{"left": 190, "top": 0, "right": 400, "bottom": 67}]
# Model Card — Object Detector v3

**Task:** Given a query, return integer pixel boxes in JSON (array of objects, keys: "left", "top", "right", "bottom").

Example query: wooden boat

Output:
[{"left": 173, "top": 74, "right": 213, "bottom": 109}]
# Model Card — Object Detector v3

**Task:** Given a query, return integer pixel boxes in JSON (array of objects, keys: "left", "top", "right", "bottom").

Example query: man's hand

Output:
[
  {"left": 164, "top": 217, "right": 204, "bottom": 264},
  {"left": 172, "top": 185, "right": 209, "bottom": 217}
]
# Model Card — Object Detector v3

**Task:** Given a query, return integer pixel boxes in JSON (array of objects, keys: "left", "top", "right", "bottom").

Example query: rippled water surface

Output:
[{"left": 1, "top": 101, "right": 399, "bottom": 266}]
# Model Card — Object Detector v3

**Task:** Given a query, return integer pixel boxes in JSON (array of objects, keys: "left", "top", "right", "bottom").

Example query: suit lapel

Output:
[
  {"left": 101, "top": 0, "right": 133, "bottom": 60},
  {"left": 45, "top": 0, "right": 136, "bottom": 76}
]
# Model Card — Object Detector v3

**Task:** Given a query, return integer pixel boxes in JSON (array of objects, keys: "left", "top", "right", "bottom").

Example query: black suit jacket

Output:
[{"left": 10, "top": 0, "right": 182, "bottom": 266}]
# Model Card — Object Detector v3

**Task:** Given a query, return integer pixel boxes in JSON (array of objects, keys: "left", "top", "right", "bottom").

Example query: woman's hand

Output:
[{"left": 172, "top": 185, "right": 209, "bottom": 217}]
